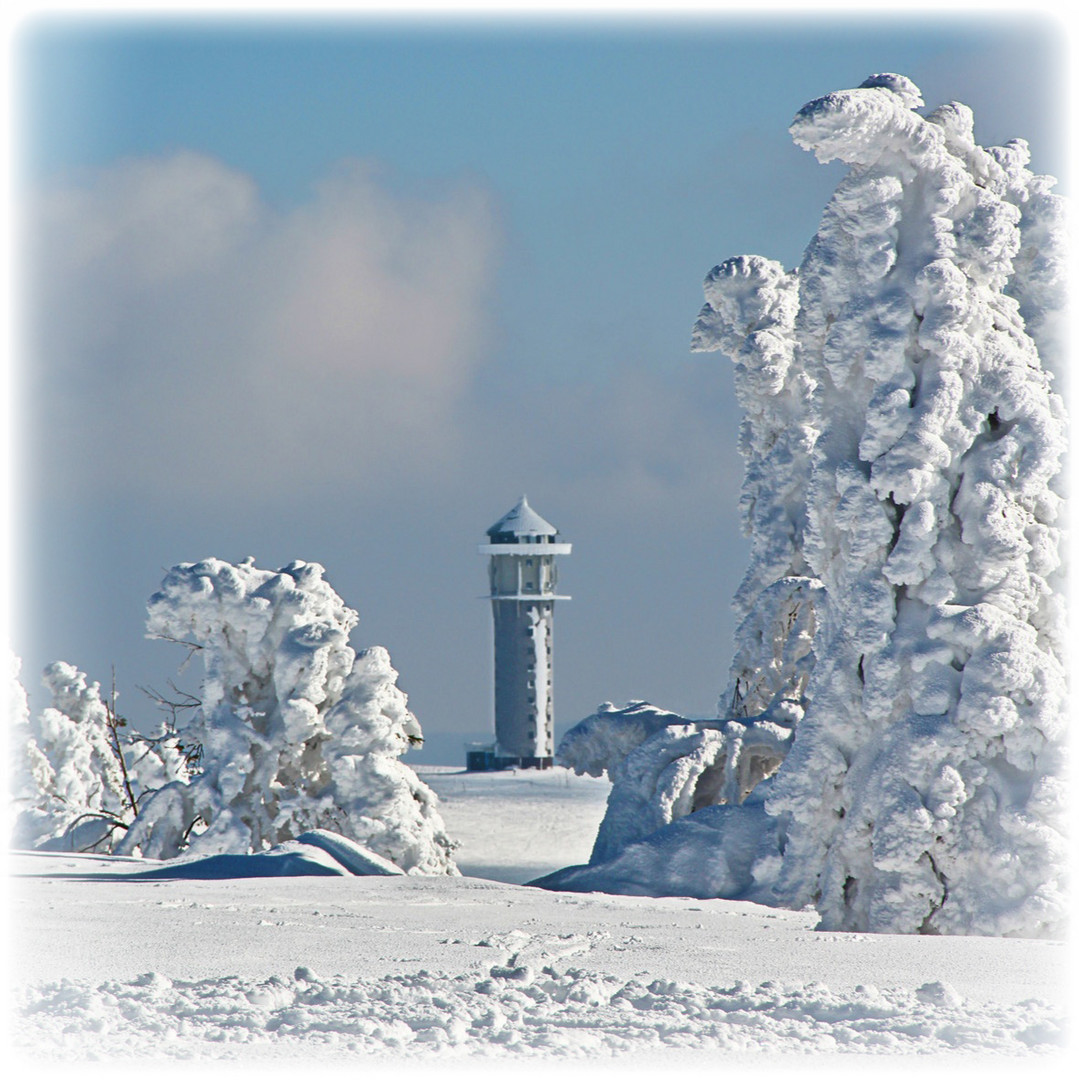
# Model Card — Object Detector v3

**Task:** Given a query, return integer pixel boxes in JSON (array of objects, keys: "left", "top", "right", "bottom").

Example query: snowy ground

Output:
[
  {"left": 7, "top": 766, "right": 1071, "bottom": 1074},
  {"left": 418, "top": 764, "right": 613, "bottom": 882}
]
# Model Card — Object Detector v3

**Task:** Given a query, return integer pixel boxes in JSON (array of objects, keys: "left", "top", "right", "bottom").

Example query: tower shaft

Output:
[
  {"left": 489, "top": 556, "right": 557, "bottom": 758},
  {"left": 479, "top": 497, "right": 570, "bottom": 767}
]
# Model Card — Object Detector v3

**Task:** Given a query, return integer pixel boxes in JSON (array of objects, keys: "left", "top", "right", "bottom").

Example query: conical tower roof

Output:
[{"left": 486, "top": 495, "right": 558, "bottom": 538}]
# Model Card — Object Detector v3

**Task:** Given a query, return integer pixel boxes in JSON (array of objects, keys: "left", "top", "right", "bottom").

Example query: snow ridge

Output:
[{"left": 14, "top": 965, "right": 1062, "bottom": 1060}]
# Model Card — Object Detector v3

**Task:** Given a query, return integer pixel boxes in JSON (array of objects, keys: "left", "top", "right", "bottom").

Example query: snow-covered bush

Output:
[
  {"left": 533, "top": 783, "right": 785, "bottom": 901},
  {"left": 559, "top": 576, "right": 820, "bottom": 863},
  {"left": 557, "top": 258, "right": 827, "bottom": 853},
  {"left": 557, "top": 701, "right": 686, "bottom": 779},
  {"left": 557, "top": 74, "right": 1067, "bottom": 938},
  {"left": 118, "top": 557, "right": 457, "bottom": 874},
  {"left": 589, "top": 716, "right": 793, "bottom": 867},
  {"left": 10, "top": 659, "right": 187, "bottom": 853},
  {"left": 6, "top": 651, "right": 34, "bottom": 844},
  {"left": 559, "top": 701, "right": 793, "bottom": 866}
]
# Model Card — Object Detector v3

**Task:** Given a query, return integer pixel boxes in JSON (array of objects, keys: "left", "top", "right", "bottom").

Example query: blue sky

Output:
[{"left": 12, "top": 11, "right": 1068, "bottom": 761}]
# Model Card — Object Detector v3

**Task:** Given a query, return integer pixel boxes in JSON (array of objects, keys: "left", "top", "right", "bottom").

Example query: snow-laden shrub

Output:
[
  {"left": 118, "top": 557, "right": 457, "bottom": 874},
  {"left": 557, "top": 701, "right": 686, "bottom": 778},
  {"left": 559, "top": 578, "right": 819, "bottom": 862},
  {"left": 532, "top": 782, "right": 785, "bottom": 901},
  {"left": 590, "top": 715, "right": 793, "bottom": 867},
  {"left": 9, "top": 658, "right": 188, "bottom": 852},
  {"left": 557, "top": 74, "right": 1067, "bottom": 938},
  {"left": 6, "top": 651, "right": 34, "bottom": 844}
]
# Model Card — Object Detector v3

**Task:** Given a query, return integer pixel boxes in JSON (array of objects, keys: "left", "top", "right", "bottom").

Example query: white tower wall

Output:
[{"left": 480, "top": 498, "right": 570, "bottom": 766}]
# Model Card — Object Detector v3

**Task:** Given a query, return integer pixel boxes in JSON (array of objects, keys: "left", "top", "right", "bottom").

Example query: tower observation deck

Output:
[{"left": 476, "top": 496, "right": 570, "bottom": 768}]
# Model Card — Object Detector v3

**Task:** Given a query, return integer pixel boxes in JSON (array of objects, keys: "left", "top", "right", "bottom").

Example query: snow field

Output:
[
  {"left": 415, "top": 765, "right": 613, "bottom": 882},
  {"left": 11, "top": 845, "right": 1067, "bottom": 1068}
]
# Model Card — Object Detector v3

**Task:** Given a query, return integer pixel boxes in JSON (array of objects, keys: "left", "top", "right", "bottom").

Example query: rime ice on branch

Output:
[
  {"left": 119, "top": 557, "right": 457, "bottom": 874},
  {"left": 557, "top": 74, "right": 1067, "bottom": 937}
]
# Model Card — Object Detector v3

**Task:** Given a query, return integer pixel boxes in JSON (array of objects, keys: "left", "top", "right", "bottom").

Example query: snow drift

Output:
[
  {"left": 553, "top": 74, "right": 1067, "bottom": 938},
  {"left": 17, "top": 963, "right": 1062, "bottom": 1060},
  {"left": 112, "top": 829, "right": 406, "bottom": 879}
]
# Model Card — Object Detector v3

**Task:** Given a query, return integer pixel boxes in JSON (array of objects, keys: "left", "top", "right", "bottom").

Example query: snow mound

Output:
[
  {"left": 14, "top": 964, "right": 1062, "bottom": 1060},
  {"left": 530, "top": 785, "right": 783, "bottom": 901},
  {"left": 293, "top": 828, "right": 406, "bottom": 875},
  {"left": 124, "top": 829, "right": 404, "bottom": 879}
]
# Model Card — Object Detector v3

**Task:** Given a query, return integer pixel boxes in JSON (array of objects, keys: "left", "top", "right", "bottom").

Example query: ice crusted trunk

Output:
[
  {"left": 119, "top": 558, "right": 457, "bottom": 875},
  {"left": 701, "top": 74, "right": 1066, "bottom": 936}
]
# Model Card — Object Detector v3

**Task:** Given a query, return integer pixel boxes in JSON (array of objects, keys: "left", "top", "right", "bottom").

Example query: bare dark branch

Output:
[
  {"left": 148, "top": 632, "right": 204, "bottom": 672},
  {"left": 105, "top": 666, "right": 138, "bottom": 822}
]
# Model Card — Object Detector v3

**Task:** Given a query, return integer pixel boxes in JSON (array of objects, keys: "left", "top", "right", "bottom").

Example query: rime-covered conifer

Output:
[{"left": 557, "top": 75, "right": 1066, "bottom": 936}]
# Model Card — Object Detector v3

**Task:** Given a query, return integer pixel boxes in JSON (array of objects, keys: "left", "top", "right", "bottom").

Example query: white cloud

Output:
[{"left": 24, "top": 152, "right": 500, "bottom": 500}]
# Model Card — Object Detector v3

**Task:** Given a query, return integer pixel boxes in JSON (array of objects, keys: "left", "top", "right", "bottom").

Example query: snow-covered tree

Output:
[
  {"left": 694, "top": 255, "right": 822, "bottom": 722},
  {"left": 558, "top": 74, "right": 1066, "bottom": 938},
  {"left": 118, "top": 557, "right": 457, "bottom": 875},
  {"left": 10, "top": 659, "right": 188, "bottom": 853},
  {"left": 700, "top": 74, "right": 1068, "bottom": 936},
  {"left": 6, "top": 651, "right": 34, "bottom": 844},
  {"left": 761, "top": 74, "right": 1066, "bottom": 936}
]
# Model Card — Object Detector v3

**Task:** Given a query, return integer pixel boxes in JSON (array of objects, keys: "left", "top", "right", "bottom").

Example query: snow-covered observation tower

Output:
[{"left": 474, "top": 497, "right": 571, "bottom": 769}]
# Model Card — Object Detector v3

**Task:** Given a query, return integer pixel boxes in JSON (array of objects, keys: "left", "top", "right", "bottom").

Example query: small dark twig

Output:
[
  {"left": 181, "top": 814, "right": 206, "bottom": 846},
  {"left": 105, "top": 667, "right": 138, "bottom": 823},
  {"left": 140, "top": 680, "right": 201, "bottom": 722},
  {"left": 63, "top": 810, "right": 129, "bottom": 853},
  {"left": 148, "top": 632, "right": 204, "bottom": 672}
]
